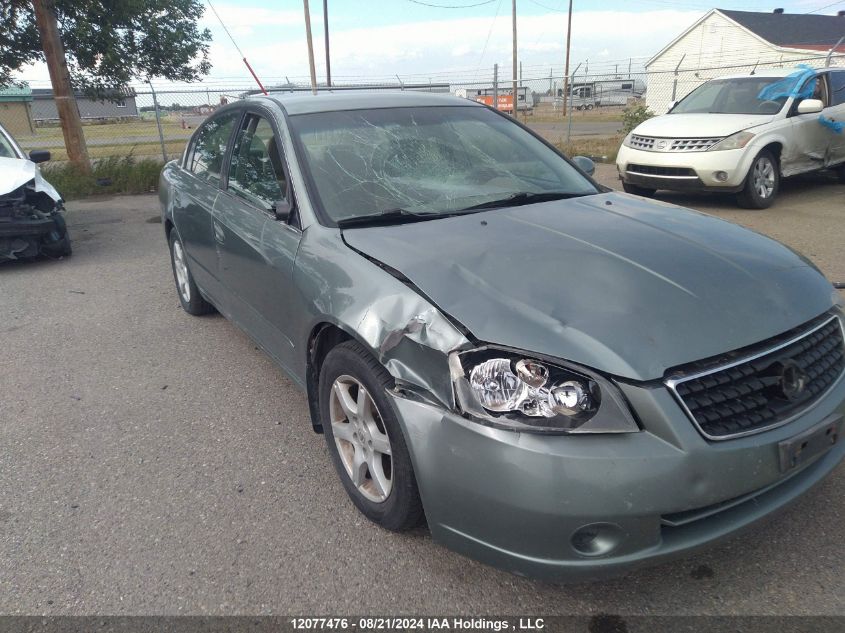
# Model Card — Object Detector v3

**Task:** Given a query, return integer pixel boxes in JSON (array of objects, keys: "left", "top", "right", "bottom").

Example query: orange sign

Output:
[{"left": 475, "top": 94, "right": 514, "bottom": 112}]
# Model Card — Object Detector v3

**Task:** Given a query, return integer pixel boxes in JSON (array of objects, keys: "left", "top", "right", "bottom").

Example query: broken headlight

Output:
[{"left": 450, "top": 348, "right": 639, "bottom": 434}]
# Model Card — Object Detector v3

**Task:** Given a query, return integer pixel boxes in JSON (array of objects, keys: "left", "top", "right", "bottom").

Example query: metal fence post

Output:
[
  {"left": 671, "top": 54, "right": 686, "bottom": 103},
  {"left": 493, "top": 63, "right": 498, "bottom": 111},
  {"left": 566, "top": 62, "right": 582, "bottom": 145},
  {"left": 148, "top": 81, "right": 168, "bottom": 162}
]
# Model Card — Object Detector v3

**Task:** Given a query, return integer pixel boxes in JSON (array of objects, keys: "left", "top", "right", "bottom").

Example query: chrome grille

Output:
[
  {"left": 629, "top": 135, "right": 655, "bottom": 150},
  {"left": 666, "top": 315, "right": 845, "bottom": 440},
  {"left": 628, "top": 136, "right": 723, "bottom": 152}
]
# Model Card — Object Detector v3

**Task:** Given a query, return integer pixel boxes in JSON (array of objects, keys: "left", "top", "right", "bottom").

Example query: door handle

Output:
[{"left": 213, "top": 219, "right": 225, "bottom": 244}]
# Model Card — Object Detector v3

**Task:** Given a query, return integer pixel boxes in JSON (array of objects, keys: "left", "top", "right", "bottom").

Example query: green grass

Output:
[
  {"left": 43, "top": 155, "right": 164, "bottom": 200},
  {"left": 556, "top": 135, "right": 624, "bottom": 162}
]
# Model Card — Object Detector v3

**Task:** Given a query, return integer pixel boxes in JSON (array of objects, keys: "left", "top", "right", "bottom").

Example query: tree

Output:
[{"left": 1, "top": 0, "right": 212, "bottom": 170}]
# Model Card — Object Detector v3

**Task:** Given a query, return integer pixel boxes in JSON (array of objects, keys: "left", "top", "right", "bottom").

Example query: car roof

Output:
[{"left": 253, "top": 91, "right": 481, "bottom": 115}]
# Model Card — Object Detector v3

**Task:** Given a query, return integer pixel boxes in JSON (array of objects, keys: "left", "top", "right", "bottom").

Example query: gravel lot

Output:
[{"left": 1, "top": 170, "right": 844, "bottom": 616}]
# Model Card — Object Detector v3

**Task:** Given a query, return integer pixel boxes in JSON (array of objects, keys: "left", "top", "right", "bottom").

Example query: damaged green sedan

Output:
[{"left": 159, "top": 92, "right": 845, "bottom": 581}]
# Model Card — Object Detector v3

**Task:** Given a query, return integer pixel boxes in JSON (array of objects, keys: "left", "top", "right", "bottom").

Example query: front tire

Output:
[
  {"left": 737, "top": 150, "right": 779, "bottom": 209},
  {"left": 622, "top": 182, "right": 656, "bottom": 197},
  {"left": 169, "top": 231, "right": 213, "bottom": 316},
  {"left": 319, "top": 340, "right": 424, "bottom": 532}
]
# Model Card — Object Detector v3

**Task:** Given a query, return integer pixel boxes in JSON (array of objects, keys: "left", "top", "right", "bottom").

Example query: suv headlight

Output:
[
  {"left": 450, "top": 348, "right": 640, "bottom": 434},
  {"left": 708, "top": 131, "right": 755, "bottom": 151},
  {"left": 621, "top": 132, "right": 634, "bottom": 148}
]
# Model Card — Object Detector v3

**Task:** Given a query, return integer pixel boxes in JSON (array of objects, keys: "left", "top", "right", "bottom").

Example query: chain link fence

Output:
[{"left": 7, "top": 51, "right": 844, "bottom": 164}]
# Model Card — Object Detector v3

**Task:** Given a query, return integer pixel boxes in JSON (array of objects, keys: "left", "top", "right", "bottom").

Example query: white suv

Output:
[{"left": 616, "top": 68, "right": 845, "bottom": 208}]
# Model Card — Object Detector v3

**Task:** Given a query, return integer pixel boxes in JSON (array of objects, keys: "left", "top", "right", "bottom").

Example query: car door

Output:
[
  {"left": 212, "top": 109, "right": 302, "bottom": 372},
  {"left": 827, "top": 69, "right": 845, "bottom": 165},
  {"left": 785, "top": 72, "right": 838, "bottom": 174},
  {"left": 174, "top": 110, "right": 240, "bottom": 297}
]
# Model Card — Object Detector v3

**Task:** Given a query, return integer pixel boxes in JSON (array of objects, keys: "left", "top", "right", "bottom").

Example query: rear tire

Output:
[
  {"left": 169, "top": 231, "right": 214, "bottom": 316},
  {"left": 319, "top": 340, "right": 424, "bottom": 532},
  {"left": 622, "top": 182, "right": 656, "bottom": 197},
  {"left": 737, "top": 150, "right": 779, "bottom": 209},
  {"left": 836, "top": 163, "right": 845, "bottom": 183}
]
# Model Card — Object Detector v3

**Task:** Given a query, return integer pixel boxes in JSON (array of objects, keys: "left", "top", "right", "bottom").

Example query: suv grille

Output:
[
  {"left": 667, "top": 315, "right": 845, "bottom": 440},
  {"left": 628, "top": 136, "right": 722, "bottom": 152}
]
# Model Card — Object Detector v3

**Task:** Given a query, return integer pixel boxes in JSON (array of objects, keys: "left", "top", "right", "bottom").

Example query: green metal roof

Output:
[{"left": 0, "top": 85, "right": 33, "bottom": 102}]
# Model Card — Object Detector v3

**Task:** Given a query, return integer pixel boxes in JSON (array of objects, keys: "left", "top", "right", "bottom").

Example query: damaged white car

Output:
[
  {"left": 0, "top": 122, "right": 71, "bottom": 261},
  {"left": 617, "top": 67, "right": 845, "bottom": 208}
]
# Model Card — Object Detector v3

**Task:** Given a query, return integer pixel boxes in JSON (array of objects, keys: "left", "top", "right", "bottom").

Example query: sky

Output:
[{"left": 14, "top": 0, "right": 845, "bottom": 91}]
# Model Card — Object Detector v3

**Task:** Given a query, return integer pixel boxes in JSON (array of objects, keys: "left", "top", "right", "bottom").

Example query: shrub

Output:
[
  {"left": 621, "top": 104, "right": 655, "bottom": 135},
  {"left": 42, "top": 155, "right": 164, "bottom": 200}
]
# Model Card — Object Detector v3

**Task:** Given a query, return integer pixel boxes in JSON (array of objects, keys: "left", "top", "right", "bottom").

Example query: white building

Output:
[{"left": 646, "top": 8, "right": 845, "bottom": 114}]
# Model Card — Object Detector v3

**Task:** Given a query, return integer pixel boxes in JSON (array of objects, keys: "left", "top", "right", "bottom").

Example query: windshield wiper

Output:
[
  {"left": 454, "top": 191, "right": 592, "bottom": 212},
  {"left": 336, "top": 208, "right": 440, "bottom": 228}
]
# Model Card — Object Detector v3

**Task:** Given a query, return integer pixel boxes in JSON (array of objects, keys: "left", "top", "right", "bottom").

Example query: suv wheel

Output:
[
  {"left": 737, "top": 150, "right": 779, "bottom": 209},
  {"left": 622, "top": 182, "right": 656, "bottom": 197},
  {"left": 319, "top": 340, "right": 424, "bottom": 531}
]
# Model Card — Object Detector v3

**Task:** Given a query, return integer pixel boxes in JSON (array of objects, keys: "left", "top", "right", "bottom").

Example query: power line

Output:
[
  {"left": 405, "top": 0, "right": 498, "bottom": 7},
  {"left": 474, "top": 0, "right": 504, "bottom": 72},
  {"left": 805, "top": 0, "right": 845, "bottom": 13}
]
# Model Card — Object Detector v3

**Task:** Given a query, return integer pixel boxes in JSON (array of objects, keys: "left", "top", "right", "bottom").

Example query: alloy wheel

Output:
[
  {"left": 329, "top": 374, "right": 393, "bottom": 503},
  {"left": 753, "top": 157, "right": 775, "bottom": 199},
  {"left": 172, "top": 240, "right": 191, "bottom": 303}
]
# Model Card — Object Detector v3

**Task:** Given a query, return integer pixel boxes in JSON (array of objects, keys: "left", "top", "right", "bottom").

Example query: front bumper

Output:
[
  {"left": 389, "top": 375, "right": 845, "bottom": 581},
  {"left": 616, "top": 145, "right": 753, "bottom": 192},
  {"left": 0, "top": 210, "right": 69, "bottom": 261}
]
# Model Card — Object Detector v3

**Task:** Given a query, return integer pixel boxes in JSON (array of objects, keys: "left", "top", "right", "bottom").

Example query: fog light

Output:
[
  {"left": 571, "top": 522, "right": 625, "bottom": 557},
  {"left": 714, "top": 171, "right": 728, "bottom": 182}
]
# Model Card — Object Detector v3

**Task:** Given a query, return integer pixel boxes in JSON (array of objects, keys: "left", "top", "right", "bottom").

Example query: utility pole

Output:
[
  {"left": 303, "top": 0, "right": 318, "bottom": 95},
  {"left": 323, "top": 0, "right": 332, "bottom": 87},
  {"left": 562, "top": 0, "right": 573, "bottom": 117},
  {"left": 512, "top": 0, "right": 518, "bottom": 119},
  {"left": 32, "top": 0, "right": 90, "bottom": 172}
]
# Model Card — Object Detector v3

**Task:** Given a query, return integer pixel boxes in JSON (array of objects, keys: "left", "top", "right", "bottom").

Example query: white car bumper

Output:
[{"left": 616, "top": 145, "right": 753, "bottom": 191}]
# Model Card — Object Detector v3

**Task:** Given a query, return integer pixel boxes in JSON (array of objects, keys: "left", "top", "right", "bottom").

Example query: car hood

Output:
[
  {"left": 0, "top": 156, "right": 61, "bottom": 203},
  {"left": 634, "top": 113, "right": 775, "bottom": 138},
  {"left": 343, "top": 192, "right": 838, "bottom": 381}
]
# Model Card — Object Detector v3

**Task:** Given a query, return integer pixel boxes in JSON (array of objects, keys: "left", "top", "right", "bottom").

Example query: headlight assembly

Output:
[
  {"left": 450, "top": 348, "right": 640, "bottom": 434},
  {"left": 708, "top": 131, "right": 755, "bottom": 151},
  {"left": 621, "top": 132, "right": 634, "bottom": 148}
]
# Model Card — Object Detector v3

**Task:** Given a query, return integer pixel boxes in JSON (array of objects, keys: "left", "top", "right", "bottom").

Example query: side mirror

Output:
[
  {"left": 572, "top": 155, "right": 596, "bottom": 177},
  {"left": 274, "top": 199, "right": 292, "bottom": 221},
  {"left": 29, "top": 149, "right": 51, "bottom": 164},
  {"left": 796, "top": 98, "right": 824, "bottom": 114},
  {"left": 666, "top": 101, "right": 677, "bottom": 113}
]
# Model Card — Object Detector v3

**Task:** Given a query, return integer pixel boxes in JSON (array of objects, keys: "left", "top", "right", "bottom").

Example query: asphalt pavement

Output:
[{"left": 1, "top": 174, "right": 844, "bottom": 615}]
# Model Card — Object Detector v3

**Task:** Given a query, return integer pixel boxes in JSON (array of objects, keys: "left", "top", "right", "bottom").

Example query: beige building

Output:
[{"left": 0, "top": 86, "right": 35, "bottom": 137}]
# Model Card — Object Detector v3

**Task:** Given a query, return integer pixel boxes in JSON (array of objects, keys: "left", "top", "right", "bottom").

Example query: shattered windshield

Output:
[
  {"left": 288, "top": 106, "right": 598, "bottom": 223},
  {"left": 671, "top": 77, "right": 790, "bottom": 115}
]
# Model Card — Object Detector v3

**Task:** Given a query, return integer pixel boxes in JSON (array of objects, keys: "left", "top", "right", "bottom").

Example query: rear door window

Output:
[
  {"left": 186, "top": 111, "right": 239, "bottom": 186},
  {"left": 830, "top": 71, "right": 845, "bottom": 106},
  {"left": 227, "top": 114, "right": 288, "bottom": 208}
]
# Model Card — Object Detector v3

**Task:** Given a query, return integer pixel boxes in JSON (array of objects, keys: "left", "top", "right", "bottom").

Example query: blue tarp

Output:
[
  {"left": 757, "top": 66, "right": 817, "bottom": 101},
  {"left": 818, "top": 115, "right": 845, "bottom": 134}
]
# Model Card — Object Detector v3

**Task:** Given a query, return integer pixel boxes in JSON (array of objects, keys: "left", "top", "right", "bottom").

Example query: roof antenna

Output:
[
  {"left": 206, "top": 0, "right": 268, "bottom": 95},
  {"left": 750, "top": 59, "right": 759, "bottom": 75}
]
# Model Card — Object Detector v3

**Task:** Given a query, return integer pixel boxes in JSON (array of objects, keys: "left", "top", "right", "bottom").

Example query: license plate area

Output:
[{"left": 779, "top": 415, "right": 842, "bottom": 473}]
